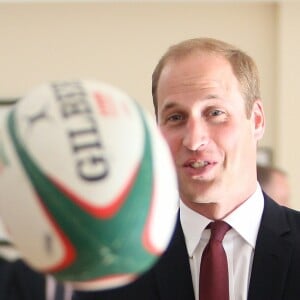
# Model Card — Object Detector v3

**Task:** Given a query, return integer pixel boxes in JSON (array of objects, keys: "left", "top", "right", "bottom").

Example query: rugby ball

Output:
[{"left": 0, "top": 80, "right": 178, "bottom": 290}]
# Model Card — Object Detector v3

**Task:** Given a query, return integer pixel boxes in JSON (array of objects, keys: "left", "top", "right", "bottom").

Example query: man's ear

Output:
[{"left": 251, "top": 99, "right": 265, "bottom": 140}]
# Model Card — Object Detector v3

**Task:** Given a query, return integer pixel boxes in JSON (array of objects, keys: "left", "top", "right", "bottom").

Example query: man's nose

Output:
[{"left": 182, "top": 118, "right": 209, "bottom": 151}]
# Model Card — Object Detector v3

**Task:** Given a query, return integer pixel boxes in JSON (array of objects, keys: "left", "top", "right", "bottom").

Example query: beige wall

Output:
[
  {"left": 277, "top": 2, "right": 300, "bottom": 209},
  {"left": 1, "top": 2, "right": 299, "bottom": 208},
  {"left": 0, "top": 3, "right": 276, "bottom": 122}
]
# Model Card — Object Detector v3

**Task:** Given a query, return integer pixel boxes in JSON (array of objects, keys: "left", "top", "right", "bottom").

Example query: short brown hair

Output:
[{"left": 152, "top": 37, "right": 261, "bottom": 118}]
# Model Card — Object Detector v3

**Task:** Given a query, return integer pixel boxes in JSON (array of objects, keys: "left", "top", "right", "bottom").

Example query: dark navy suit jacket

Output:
[
  {"left": 73, "top": 194, "right": 300, "bottom": 300},
  {"left": 0, "top": 258, "right": 45, "bottom": 299}
]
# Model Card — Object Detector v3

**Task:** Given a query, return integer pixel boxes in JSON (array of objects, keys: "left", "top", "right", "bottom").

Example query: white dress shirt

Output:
[
  {"left": 180, "top": 183, "right": 264, "bottom": 300},
  {"left": 46, "top": 275, "right": 73, "bottom": 300}
]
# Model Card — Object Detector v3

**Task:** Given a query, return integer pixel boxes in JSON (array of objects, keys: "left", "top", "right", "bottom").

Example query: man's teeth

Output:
[{"left": 190, "top": 161, "right": 208, "bottom": 168}]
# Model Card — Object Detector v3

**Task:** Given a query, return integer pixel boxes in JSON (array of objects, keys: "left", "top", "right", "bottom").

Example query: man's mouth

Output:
[{"left": 188, "top": 161, "right": 209, "bottom": 169}]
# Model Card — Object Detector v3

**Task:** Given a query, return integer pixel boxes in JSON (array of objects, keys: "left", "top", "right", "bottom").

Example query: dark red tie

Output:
[{"left": 199, "top": 221, "right": 231, "bottom": 300}]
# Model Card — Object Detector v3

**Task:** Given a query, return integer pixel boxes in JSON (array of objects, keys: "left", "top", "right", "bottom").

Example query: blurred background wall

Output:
[{"left": 0, "top": 1, "right": 299, "bottom": 208}]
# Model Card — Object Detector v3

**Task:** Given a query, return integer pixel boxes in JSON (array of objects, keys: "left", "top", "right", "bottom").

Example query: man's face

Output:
[{"left": 156, "top": 53, "right": 265, "bottom": 216}]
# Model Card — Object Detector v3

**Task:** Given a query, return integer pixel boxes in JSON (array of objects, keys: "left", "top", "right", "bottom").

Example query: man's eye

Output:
[
  {"left": 168, "top": 114, "right": 184, "bottom": 121},
  {"left": 210, "top": 110, "right": 224, "bottom": 117}
]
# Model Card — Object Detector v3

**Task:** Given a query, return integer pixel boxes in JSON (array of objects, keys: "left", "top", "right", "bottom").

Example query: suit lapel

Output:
[
  {"left": 248, "top": 195, "right": 293, "bottom": 300},
  {"left": 155, "top": 216, "right": 195, "bottom": 300}
]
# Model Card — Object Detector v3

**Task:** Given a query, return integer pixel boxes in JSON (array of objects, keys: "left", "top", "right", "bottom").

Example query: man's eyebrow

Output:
[
  {"left": 160, "top": 94, "right": 222, "bottom": 113},
  {"left": 206, "top": 94, "right": 219, "bottom": 99},
  {"left": 160, "top": 102, "right": 178, "bottom": 112}
]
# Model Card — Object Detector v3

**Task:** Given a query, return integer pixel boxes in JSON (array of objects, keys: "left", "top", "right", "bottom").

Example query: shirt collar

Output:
[{"left": 180, "top": 183, "right": 264, "bottom": 256}]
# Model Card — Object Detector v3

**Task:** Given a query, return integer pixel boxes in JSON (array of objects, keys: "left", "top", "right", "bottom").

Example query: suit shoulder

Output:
[{"left": 283, "top": 206, "right": 300, "bottom": 228}]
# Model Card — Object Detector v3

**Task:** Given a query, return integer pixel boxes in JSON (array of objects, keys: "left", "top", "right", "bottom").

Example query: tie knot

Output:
[{"left": 209, "top": 221, "right": 231, "bottom": 242}]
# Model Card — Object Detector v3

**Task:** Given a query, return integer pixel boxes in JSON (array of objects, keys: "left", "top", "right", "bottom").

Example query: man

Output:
[
  {"left": 73, "top": 38, "right": 300, "bottom": 299},
  {"left": 257, "top": 164, "right": 290, "bottom": 206}
]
